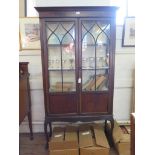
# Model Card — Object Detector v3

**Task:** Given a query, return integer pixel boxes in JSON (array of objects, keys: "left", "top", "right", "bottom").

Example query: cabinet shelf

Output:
[
  {"left": 48, "top": 43, "right": 107, "bottom": 47},
  {"left": 48, "top": 44, "right": 75, "bottom": 47},
  {"left": 48, "top": 68, "right": 75, "bottom": 71},
  {"left": 82, "top": 67, "right": 109, "bottom": 70},
  {"left": 82, "top": 43, "right": 108, "bottom": 46}
]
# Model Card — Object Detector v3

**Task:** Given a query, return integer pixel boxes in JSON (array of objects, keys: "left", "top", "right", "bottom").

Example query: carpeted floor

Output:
[{"left": 19, "top": 133, "right": 118, "bottom": 155}]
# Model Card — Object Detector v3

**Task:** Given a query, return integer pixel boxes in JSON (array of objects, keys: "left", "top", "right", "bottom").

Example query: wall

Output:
[{"left": 19, "top": 1, "right": 135, "bottom": 133}]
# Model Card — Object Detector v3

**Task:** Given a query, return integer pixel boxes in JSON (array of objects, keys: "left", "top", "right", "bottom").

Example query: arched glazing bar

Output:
[
  {"left": 46, "top": 22, "right": 75, "bottom": 92},
  {"left": 82, "top": 20, "right": 110, "bottom": 91}
]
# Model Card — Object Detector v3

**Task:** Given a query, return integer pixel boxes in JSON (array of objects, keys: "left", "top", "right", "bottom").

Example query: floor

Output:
[{"left": 20, "top": 133, "right": 118, "bottom": 155}]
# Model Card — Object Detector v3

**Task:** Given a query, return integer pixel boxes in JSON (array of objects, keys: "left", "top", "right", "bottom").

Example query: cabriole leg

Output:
[
  {"left": 44, "top": 120, "right": 49, "bottom": 149},
  {"left": 49, "top": 122, "right": 52, "bottom": 137},
  {"left": 28, "top": 111, "right": 33, "bottom": 140}
]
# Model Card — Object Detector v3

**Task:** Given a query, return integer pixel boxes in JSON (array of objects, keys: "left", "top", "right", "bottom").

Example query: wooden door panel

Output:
[
  {"left": 49, "top": 94, "right": 78, "bottom": 114},
  {"left": 81, "top": 93, "right": 109, "bottom": 113}
]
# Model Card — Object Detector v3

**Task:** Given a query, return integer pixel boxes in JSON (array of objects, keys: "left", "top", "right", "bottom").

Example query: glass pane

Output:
[
  {"left": 46, "top": 21, "right": 76, "bottom": 93},
  {"left": 49, "top": 71, "right": 62, "bottom": 92},
  {"left": 82, "top": 70, "right": 108, "bottom": 91},
  {"left": 48, "top": 47, "right": 61, "bottom": 69},
  {"left": 62, "top": 40, "right": 75, "bottom": 70},
  {"left": 82, "top": 70, "right": 95, "bottom": 91},
  {"left": 96, "top": 44, "right": 108, "bottom": 68},
  {"left": 46, "top": 22, "right": 75, "bottom": 45},
  {"left": 63, "top": 71, "right": 76, "bottom": 92},
  {"left": 82, "top": 20, "right": 110, "bottom": 92},
  {"left": 96, "top": 70, "right": 109, "bottom": 91}
]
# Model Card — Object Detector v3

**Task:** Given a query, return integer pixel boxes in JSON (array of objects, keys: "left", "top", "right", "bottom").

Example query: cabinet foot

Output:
[
  {"left": 28, "top": 111, "right": 33, "bottom": 140},
  {"left": 44, "top": 121, "right": 49, "bottom": 149},
  {"left": 49, "top": 122, "right": 52, "bottom": 137}
]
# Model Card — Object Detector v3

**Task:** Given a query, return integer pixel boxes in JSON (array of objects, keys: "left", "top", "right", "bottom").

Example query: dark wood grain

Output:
[
  {"left": 49, "top": 94, "right": 78, "bottom": 114},
  {"left": 81, "top": 93, "right": 109, "bottom": 113}
]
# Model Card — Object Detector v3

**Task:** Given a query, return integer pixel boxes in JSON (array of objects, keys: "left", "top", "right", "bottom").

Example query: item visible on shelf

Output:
[
  {"left": 83, "top": 74, "right": 106, "bottom": 91},
  {"left": 56, "top": 82, "right": 73, "bottom": 91},
  {"left": 82, "top": 58, "right": 89, "bottom": 68},
  {"left": 97, "top": 78, "right": 108, "bottom": 91},
  {"left": 85, "top": 77, "right": 96, "bottom": 90},
  {"left": 48, "top": 60, "right": 55, "bottom": 68},
  {"left": 96, "top": 57, "right": 101, "bottom": 68},
  {"left": 106, "top": 54, "right": 109, "bottom": 66},
  {"left": 50, "top": 82, "right": 74, "bottom": 92},
  {"left": 89, "top": 57, "right": 95, "bottom": 68},
  {"left": 82, "top": 76, "right": 94, "bottom": 90},
  {"left": 62, "top": 59, "right": 67, "bottom": 69},
  {"left": 55, "top": 59, "right": 60, "bottom": 69},
  {"left": 90, "top": 75, "right": 106, "bottom": 90},
  {"left": 69, "top": 58, "right": 75, "bottom": 69}
]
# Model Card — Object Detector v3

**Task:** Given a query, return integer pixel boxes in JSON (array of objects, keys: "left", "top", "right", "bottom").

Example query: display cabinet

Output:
[{"left": 35, "top": 6, "right": 117, "bottom": 147}]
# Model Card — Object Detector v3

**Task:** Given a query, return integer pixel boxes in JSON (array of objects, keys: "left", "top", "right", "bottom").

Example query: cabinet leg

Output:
[
  {"left": 28, "top": 111, "right": 33, "bottom": 140},
  {"left": 110, "top": 118, "right": 114, "bottom": 131},
  {"left": 104, "top": 120, "right": 107, "bottom": 133},
  {"left": 44, "top": 121, "right": 49, "bottom": 149},
  {"left": 49, "top": 122, "right": 52, "bottom": 137},
  {"left": 110, "top": 118, "right": 114, "bottom": 146}
]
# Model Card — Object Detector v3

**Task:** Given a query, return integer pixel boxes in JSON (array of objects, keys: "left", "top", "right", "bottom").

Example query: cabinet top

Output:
[
  {"left": 35, "top": 6, "right": 118, "bottom": 18},
  {"left": 35, "top": 6, "right": 118, "bottom": 12}
]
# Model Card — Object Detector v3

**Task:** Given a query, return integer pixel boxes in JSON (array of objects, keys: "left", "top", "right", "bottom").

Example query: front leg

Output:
[
  {"left": 44, "top": 120, "right": 49, "bottom": 149},
  {"left": 27, "top": 111, "right": 33, "bottom": 140},
  {"left": 104, "top": 120, "right": 107, "bottom": 133},
  {"left": 110, "top": 118, "right": 114, "bottom": 131},
  {"left": 49, "top": 122, "right": 52, "bottom": 137}
]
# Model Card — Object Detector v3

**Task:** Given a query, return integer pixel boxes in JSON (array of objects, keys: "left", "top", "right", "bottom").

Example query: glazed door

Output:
[
  {"left": 44, "top": 18, "right": 79, "bottom": 114},
  {"left": 43, "top": 18, "right": 113, "bottom": 115},
  {"left": 79, "top": 19, "right": 112, "bottom": 114}
]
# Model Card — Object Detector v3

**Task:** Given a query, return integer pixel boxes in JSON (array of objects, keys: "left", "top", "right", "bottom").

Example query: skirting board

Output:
[{"left": 19, "top": 120, "right": 130, "bottom": 133}]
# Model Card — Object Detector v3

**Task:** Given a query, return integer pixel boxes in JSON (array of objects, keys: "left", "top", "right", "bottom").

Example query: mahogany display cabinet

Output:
[{"left": 35, "top": 6, "right": 118, "bottom": 147}]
